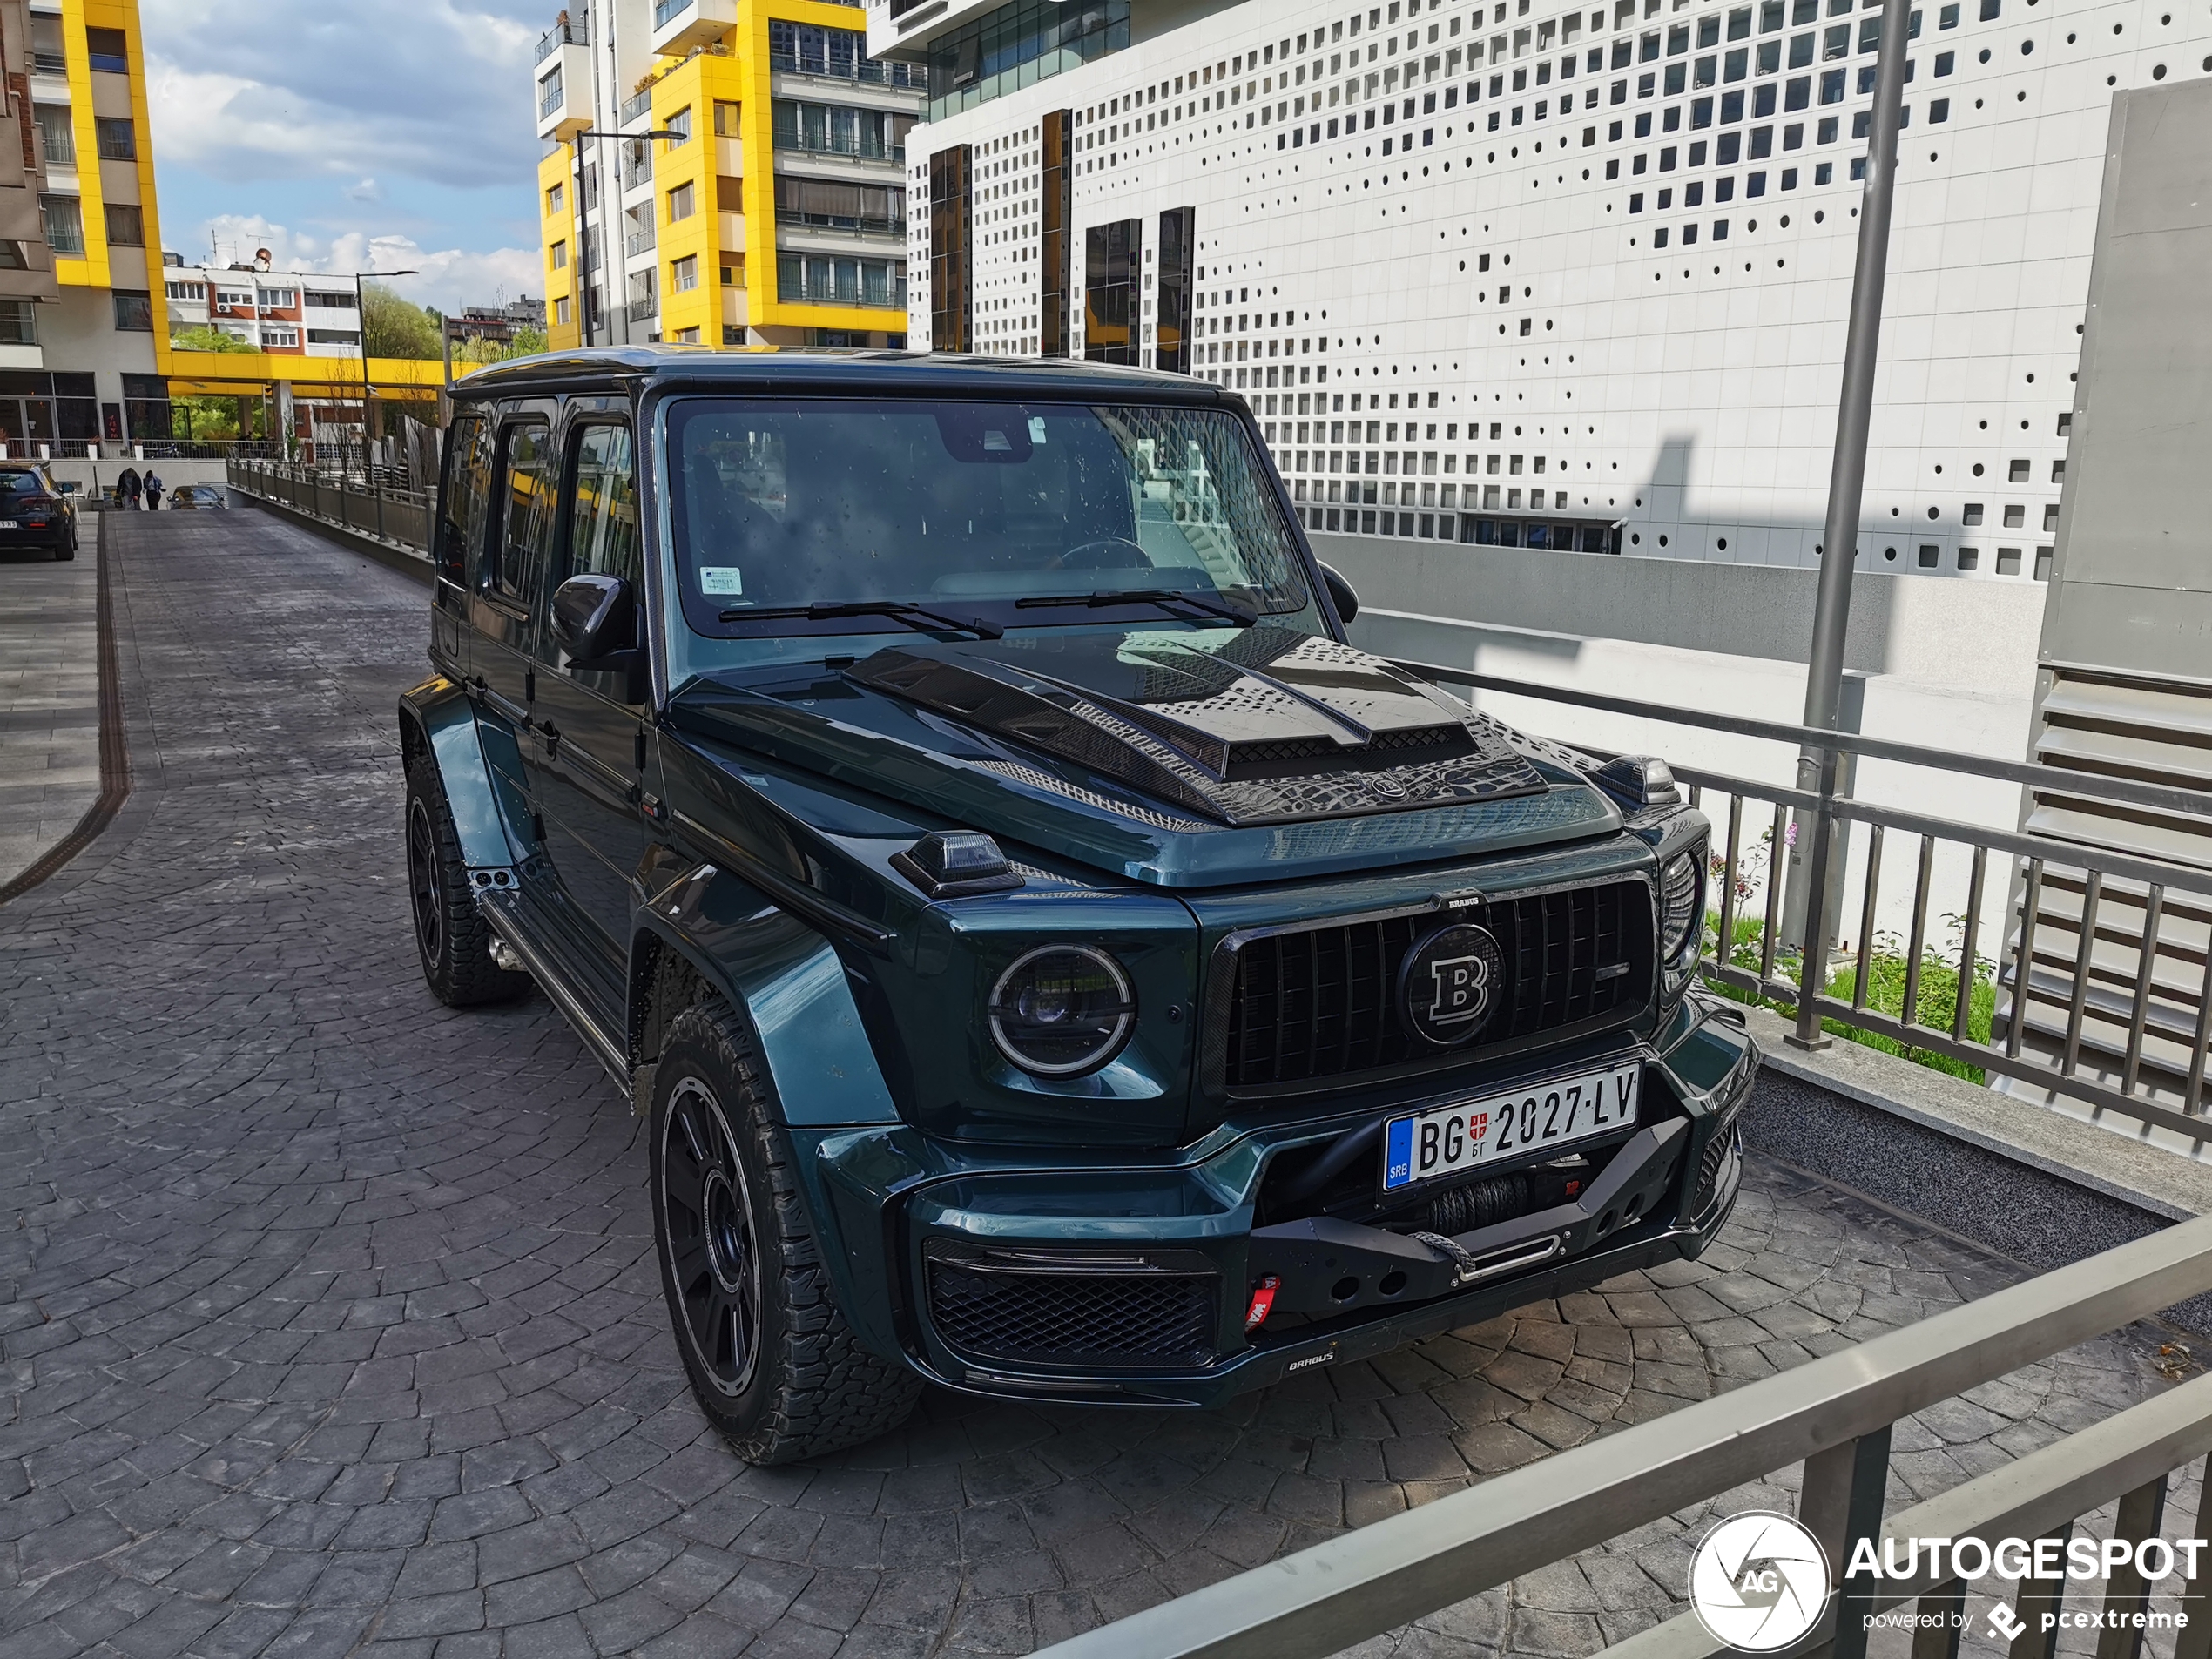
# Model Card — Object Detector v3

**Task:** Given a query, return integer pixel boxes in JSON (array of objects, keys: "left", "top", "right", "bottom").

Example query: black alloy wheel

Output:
[
  {"left": 647, "top": 1000, "right": 922, "bottom": 1463},
  {"left": 401, "top": 755, "right": 528, "bottom": 1007},
  {"left": 658, "top": 1076, "right": 763, "bottom": 1397},
  {"left": 407, "top": 796, "right": 445, "bottom": 968}
]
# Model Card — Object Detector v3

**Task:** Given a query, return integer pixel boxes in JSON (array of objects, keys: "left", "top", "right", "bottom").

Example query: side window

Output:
[
  {"left": 436, "top": 414, "right": 492, "bottom": 585},
  {"left": 564, "top": 423, "right": 642, "bottom": 586},
  {"left": 494, "top": 421, "right": 557, "bottom": 604}
]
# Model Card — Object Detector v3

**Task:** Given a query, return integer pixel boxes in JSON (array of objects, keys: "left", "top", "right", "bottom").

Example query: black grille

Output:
[
  {"left": 926, "top": 1258, "right": 1218, "bottom": 1368},
  {"left": 1217, "top": 879, "right": 1652, "bottom": 1089}
]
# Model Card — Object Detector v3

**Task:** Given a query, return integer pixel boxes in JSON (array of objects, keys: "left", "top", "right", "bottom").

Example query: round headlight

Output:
[
  {"left": 988, "top": 946, "right": 1136, "bottom": 1077},
  {"left": 1660, "top": 850, "right": 1703, "bottom": 962}
]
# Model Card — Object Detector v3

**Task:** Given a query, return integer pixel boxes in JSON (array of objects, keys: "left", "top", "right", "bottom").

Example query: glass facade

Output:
[{"left": 927, "top": 0, "right": 1129, "bottom": 121}]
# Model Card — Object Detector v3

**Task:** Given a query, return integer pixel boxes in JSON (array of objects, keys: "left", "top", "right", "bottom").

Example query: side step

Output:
[{"left": 477, "top": 894, "right": 631, "bottom": 1094}]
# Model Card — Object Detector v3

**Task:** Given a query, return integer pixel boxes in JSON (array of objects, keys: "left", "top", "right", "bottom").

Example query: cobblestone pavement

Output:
[
  {"left": 0, "top": 510, "right": 2190, "bottom": 1659},
  {"left": 0, "top": 536, "right": 97, "bottom": 885}
]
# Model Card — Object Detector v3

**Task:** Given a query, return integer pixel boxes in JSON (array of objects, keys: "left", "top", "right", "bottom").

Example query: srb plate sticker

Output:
[
  {"left": 698, "top": 567, "right": 745, "bottom": 596},
  {"left": 1381, "top": 1060, "right": 1642, "bottom": 1193}
]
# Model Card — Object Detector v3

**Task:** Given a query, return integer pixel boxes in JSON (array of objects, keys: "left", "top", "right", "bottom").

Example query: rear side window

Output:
[
  {"left": 436, "top": 415, "right": 493, "bottom": 584},
  {"left": 493, "top": 421, "right": 557, "bottom": 604},
  {"left": 563, "top": 423, "right": 641, "bottom": 586}
]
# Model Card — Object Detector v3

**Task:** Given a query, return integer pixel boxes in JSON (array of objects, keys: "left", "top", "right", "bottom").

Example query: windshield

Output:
[
  {"left": 0, "top": 470, "right": 46, "bottom": 496},
  {"left": 663, "top": 399, "right": 1313, "bottom": 646}
]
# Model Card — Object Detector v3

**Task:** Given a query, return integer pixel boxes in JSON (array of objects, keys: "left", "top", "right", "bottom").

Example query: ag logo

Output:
[
  {"left": 1398, "top": 923, "right": 1505, "bottom": 1047},
  {"left": 1688, "top": 1512, "right": 1831, "bottom": 1653}
]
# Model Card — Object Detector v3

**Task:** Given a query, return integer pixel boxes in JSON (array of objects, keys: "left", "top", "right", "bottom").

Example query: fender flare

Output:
[
  {"left": 627, "top": 860, "right": 899, "bottom": 1130},
  {"left": 397, "top": 677, "right": 523, "bottom": 880},
  {"left": 630, "top": 864, "right": 907, "bottom": 1364}
]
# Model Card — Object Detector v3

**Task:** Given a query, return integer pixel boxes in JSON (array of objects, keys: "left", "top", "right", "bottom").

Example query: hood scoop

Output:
[{"left": 846, "top": 628, "right": 1548, "bottom": 827}]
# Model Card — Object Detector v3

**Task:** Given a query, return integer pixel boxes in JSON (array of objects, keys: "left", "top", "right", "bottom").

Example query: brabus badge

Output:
[
  {"left": 1367, "top": 774, "right": 1409, "bottom": 802},
  {"left": 1398, "top": 922, "right": 1506, "bottom": 1047}
]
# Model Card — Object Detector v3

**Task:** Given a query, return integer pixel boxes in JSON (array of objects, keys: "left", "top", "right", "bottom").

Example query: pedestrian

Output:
[
  {"left": 117, "top": 465, "right": 140, "bottom": 509},
  {"left": 144, "top": 470, "right": 163, "bottom": 511}
]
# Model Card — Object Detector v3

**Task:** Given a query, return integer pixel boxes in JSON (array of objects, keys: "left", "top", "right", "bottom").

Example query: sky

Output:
[{"left": 143, "top": 0, "right": 553, "bottom": 317}]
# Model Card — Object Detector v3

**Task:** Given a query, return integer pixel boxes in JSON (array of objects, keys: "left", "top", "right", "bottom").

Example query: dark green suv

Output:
[{"left": 401, "top": 348, "right": 1757, "bottom": 1464}]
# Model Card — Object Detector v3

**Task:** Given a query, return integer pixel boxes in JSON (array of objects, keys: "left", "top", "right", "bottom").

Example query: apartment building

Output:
[
  {"left": 531, "top": 0, "right": 924, "bottom": 350},
  {"left": 162, "top": 256, "right": 367, "bottom": 359},
  {"left": 866, "top": 0, "right": 2197, "bottom": 578},
  {"left": 8, "top": 0, "right": 170, "bottom": 445}
]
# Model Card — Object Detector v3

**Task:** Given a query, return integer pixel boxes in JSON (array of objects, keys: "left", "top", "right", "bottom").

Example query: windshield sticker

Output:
[
  {"left": 699, "top": 567, "right": 745, "bottom": 596},
  {"left": 1028, "top": 416, "right": 1048, "bottom": 445}
]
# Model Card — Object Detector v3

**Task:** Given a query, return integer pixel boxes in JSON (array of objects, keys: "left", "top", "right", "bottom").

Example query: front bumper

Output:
[{"left": 806, "top": 995, "right": 1760, "bottom": 1407}]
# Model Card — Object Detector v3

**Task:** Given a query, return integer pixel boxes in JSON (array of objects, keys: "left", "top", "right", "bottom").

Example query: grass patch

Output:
[{"left": 1703, "top": 913, "right": 1998, "bottom": 1082}]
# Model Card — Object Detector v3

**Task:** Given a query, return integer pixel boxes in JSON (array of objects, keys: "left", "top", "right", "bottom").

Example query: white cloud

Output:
[
  {"left": 183, "top": 214, "right": 543, "bottom": 318},
  {"left": 142, "top": 0, "right": 540, "bottom": 190}
]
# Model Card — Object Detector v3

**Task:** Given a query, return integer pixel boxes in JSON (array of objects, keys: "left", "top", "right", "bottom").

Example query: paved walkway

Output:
[
  {"left": 0, "top": 536, "right": 98, "bottom": 887},
  {"left": 0, "top": 510, "right": 2193, "bottom": 1659}
]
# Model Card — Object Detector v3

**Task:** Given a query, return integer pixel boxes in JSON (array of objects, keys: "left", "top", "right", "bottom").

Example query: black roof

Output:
[{"left": 448, "top": 345, "right": 1236, "bottom": 405}]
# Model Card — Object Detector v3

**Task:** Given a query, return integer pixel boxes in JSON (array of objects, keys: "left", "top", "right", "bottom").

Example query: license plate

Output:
[
  {"left": 1382, "top": 1059, "right": 1642, "bottom": 1192},
  {"left": 0, "top": 521, "right": 17, "bottom": 529}
]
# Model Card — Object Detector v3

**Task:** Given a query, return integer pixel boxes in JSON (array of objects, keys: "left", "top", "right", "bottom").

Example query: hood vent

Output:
[{"left": 848, "top": 631, "right": 1548, "bottom": 828}]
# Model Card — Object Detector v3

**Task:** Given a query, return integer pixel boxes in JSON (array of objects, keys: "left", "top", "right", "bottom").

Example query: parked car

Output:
[
  {"left": 399, "top": 349, "right": 1759, "bottom": 1464},
  {"left": 0, "top": 463, "right": 78, "bottom": 558},
  {"left": 168, "top": 483, "right": 226, "bottom": 509}
]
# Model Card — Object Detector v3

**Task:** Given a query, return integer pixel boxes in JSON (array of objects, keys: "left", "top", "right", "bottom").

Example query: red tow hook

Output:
[{"left": 1244, "top": 1275, "right": 1280, "bottom": 1331}]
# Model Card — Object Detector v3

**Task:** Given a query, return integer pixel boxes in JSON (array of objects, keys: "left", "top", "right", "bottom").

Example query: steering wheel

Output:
[{"left": 1056, "top": 536, "right": 1153, "bottom": 571}]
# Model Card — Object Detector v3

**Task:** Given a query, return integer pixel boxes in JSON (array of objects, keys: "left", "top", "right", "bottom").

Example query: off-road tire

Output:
[
  {"left": 404, "top": 754, "right": 529, "bottom": 1007},
  {"left": 651, "top": 999, "right": 922, "bottom": 1464}
]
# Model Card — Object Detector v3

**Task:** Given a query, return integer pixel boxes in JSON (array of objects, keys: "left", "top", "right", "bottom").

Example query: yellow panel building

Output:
[
  {"left": 529, "top": 0, "right": 920, "bottom": 352},
  {"left": 5, "top": 0, "right": 172, "bottom": 446}
]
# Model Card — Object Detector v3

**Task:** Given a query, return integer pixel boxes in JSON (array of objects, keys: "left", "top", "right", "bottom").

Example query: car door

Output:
[
  {"left": 429, "top": 411, "right": 495, "bottom": 682},
  {"left": 521, "top": 413, "right": 656, "bottom": 959}
]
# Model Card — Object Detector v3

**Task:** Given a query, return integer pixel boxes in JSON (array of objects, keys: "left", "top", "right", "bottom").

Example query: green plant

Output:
[{"left": 1701, "top": 914, "right": 1999, "bottom": 1082}]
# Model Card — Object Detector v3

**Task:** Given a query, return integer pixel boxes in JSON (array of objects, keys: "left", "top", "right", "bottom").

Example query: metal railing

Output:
[
  {"left": 624, "top": 227, "right": 657, "bottom": 257},
  {"left": 40, "top": 128, "right": 72, "bottom": 166},
  {"left": 618, "top": 86, "right": 657, "bottom": 125},
  {"left": 1400, "top": 664, "right": 2212, "bottom": 1149},
  {"left": 535, "top": 14, "right": 586, "bottom": 63},
  {"left": 226, "top": 458, "right": 432, "bottom": 552},
  {"left": 626, "top": 295, "right": 657, "bottom": 323},
  {"left": 1038, "top": 1215, "right": 2212, "bottom": 1659}
]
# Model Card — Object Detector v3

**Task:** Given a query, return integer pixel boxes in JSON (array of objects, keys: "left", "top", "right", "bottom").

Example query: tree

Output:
[
  {"left": 361, "top": 281, "right": 440, "bottom": 359},
  {"left": 453, "top": 326, "right": 549, "bottom": 368},
  {"left": 169, "top": 325, "right": 256, "bottom": 354}
]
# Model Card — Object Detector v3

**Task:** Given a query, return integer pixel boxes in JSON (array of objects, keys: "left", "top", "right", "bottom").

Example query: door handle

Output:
[{"left": 536, "top": 721, "right": 562, "bottom": 761}]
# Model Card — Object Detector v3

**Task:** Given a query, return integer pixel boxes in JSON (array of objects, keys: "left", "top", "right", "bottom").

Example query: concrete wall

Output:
[{"left": 2040, "top": 78, "right": 2212, "bottom": 683}]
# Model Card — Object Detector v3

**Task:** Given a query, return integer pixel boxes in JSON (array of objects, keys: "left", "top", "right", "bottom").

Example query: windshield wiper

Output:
[
  {"left": 717, "top": 600, "right": 1003, "bottom": 641},
  {"left": 1013, "top": 588, "right": 1258, "bottom": 628}
]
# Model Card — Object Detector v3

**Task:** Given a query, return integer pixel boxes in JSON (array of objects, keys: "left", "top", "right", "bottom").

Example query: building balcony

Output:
[
  {"left": 625, "top": 228, "right": 657, "bottom": 258},
  {"left": 535, "top": 41, "right": 594, "bottom": 142},
  {"left": 650, "top": 0, "right": 737, "bottom": 58},
  {"left": 536, "top": 13, "right": 587, "bottom": 64},
  {"left": 627, "top": 295, "right": 658, "bottom": 324}
]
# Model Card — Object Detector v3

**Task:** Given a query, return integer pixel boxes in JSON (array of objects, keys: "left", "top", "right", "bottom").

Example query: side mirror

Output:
[
  {"left": 551, "top": 573, "right": 636, "bottom": 663},
  {"left": 1318, "top": 562, "right": 1359, "bottom": 624}
]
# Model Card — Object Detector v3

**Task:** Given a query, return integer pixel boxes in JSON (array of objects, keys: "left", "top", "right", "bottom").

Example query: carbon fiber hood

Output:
[{"left": 842, "top": 627, "right": 1548, "bottom": 828}]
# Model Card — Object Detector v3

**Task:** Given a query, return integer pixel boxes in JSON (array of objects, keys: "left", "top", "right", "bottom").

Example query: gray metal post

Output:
[{"left": 1790, "top": 0, "right": 1914, "bottom": 1050}]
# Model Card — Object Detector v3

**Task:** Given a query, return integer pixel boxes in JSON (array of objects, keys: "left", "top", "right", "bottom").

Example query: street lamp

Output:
[
  {"left": 569, "top": 127, "right": 683, "bottom": 347},
  {"left": 347, "top": 267, "right": 418, "bottom": 534}
]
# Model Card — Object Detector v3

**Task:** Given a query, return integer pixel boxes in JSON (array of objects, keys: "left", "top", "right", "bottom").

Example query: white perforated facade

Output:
[{"left": 872, "top": 0, "right": 2204, "bottom": 578}]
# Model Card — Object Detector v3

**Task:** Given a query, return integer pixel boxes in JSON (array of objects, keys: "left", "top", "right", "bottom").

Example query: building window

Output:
[
  {"left": 554, "top": 295, "right": 572, "bottom": 327},
  {"left": 41, "top": 194, "right": 83, "bottom": 256},
  {"left": 667, "top": 181, "right": 695, "bottom": 222},
  {"left": 547, "top": 182, "right": 564, "bottom": 214},
  {"left": 112, "top": 289, "right": 153, "bottom": 331},
  {"left": 772, "top": 175, "right": 904, "bottom": 234},
  {"left": 714, "top": 100, "right": 742, "bottom": 137},
  {"left": 304, "top": 290, "right": 354, "bottom": 309},
  {"left": 0, "top": 300, "right": 35, "bottom": 346},
  {"left": 666, "top": 106, "right": 693, "bottom": 145},
  {"left": 671, "top": 254, "right": 698, "bottom": 292},
  {"left": 1957, "top": 546, "right": 1979, "bottom": 570},
  {"left": 105, "top": 203, "right": 145, "bottom": 246},
  {"left": 34, "top": 105, "right": 72, "bottom": 166},
  {"left": 2002, "top": 504, "right": 2025, "bottom": 528},
  {"left": 95, "top": 118, "right": 136, "bottom": 159},
  {"left": 772, "top": 99, "right": 915, "bottom": 161},
  {"left": 84, "top": 27, "right": 127, "bottom": 72},
  {"left": 1917, "top": 544, "right": 1939, "bottom": 567},
  {"left": 260, "top": 327, "right": 299, "bottom": 348},
  {"left": 164, "top": 280, "right": 204, "bottom": 300},
  {"left": 258, "top": 287, "right": 296, "bottom": 309},
  {"left": 307, "top": 328, "right": 360, "bottom": 347},
  {"left": 922, "top": 2, "right": 1123, "bottom": 120},
  {"left": 551, "top": 240, "right": 568, "bottom": 269}
]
